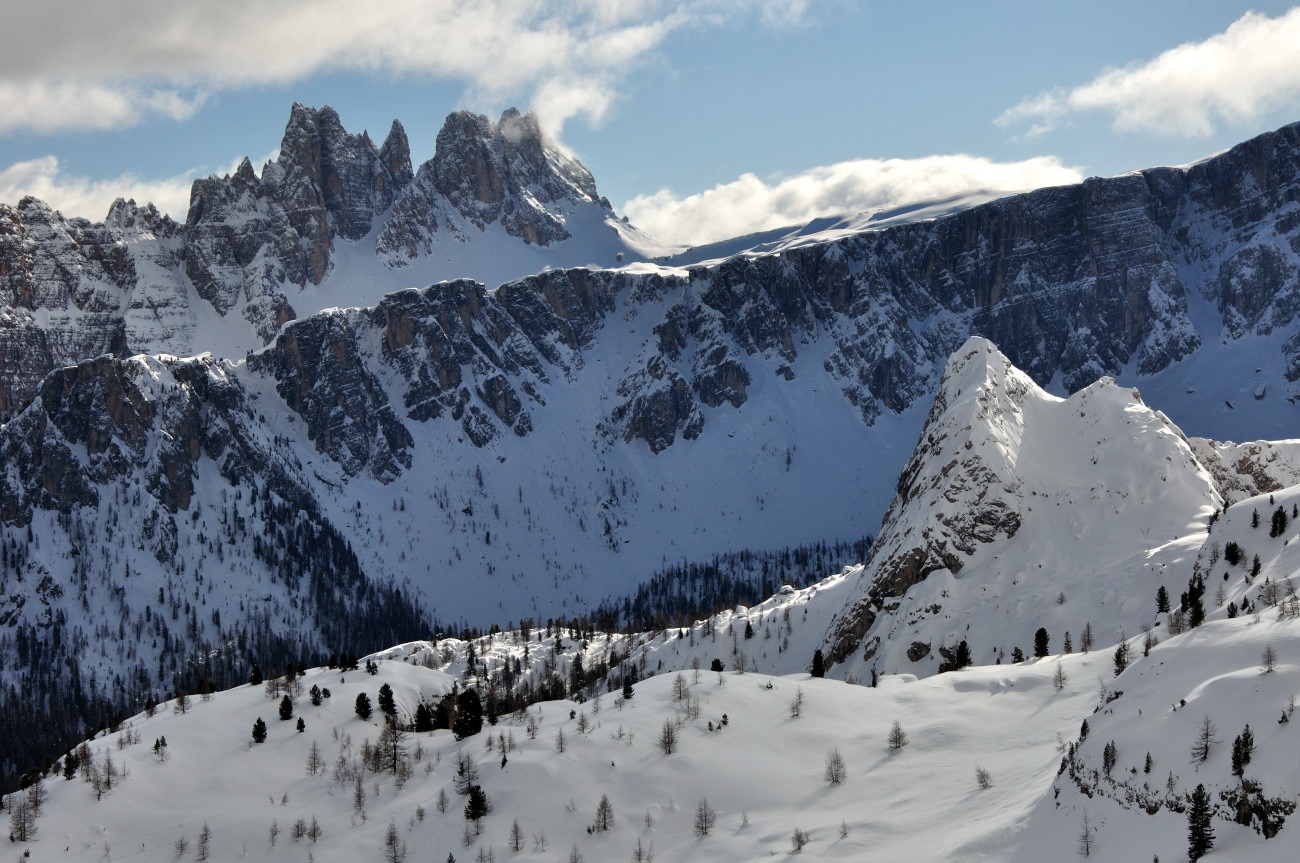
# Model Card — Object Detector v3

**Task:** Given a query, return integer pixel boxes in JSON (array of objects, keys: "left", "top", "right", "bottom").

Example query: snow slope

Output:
[{"left": 18, "top": 615, "right": 1300, "bottom": 863}]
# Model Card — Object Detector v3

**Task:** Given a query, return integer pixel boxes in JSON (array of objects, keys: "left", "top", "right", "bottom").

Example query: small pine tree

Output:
[
  {"left": 594, "top": 794, "right": 614, "bottom": 832},
  {"left": 197, "top": 822, "right": 211, "bottom": 862},
  {"left": 824, "top": 747, "right": 846, "bottom": 785},
  {"left": 250, "top": 664, "right": 263, "bottom": 686},
  {"left": 279, "top": 694, "right": 294, "bottom": 721},
  {"left": 1262, "top": 643, "right": 1278, "bottom": 673},
  {"left": 1102, "top": 740, "right": 1117, "bottom": 777},
  {"left": 1156, "top": 585, "right": 1170, "bottom": 614},
  {"left": 888, "top": 720, "right": 909, "bottom": 750},
  {"left": 1077, "top": 810, "right": 1094, "bottom": 858},
  {"left": 1034, "top": 627, "right": 1050, "bottom": 658},
  {"left": 692, "top": 797, "right": 716, "bottom": 837},
  {"left": 309, "top": 684, "right": 322, "bottom": 706},
  {"left": 1231, "top": 724, "right": 1255, "bottom": 778},
  {"left": 355, "top": 692, "right": 373, "bottom": 720},
  {"left": 810, "top": 649, "right": 826, "bottom": 678},
  {"left": 621, "top": 673, "right": 635, "bottom": 701},
  {"left": 1187, "top": 783, "right": 1214, "bottom": 860},
  {"left": 658, "top": 719, "right": 677, "bottom": 755},
  {"left": 463, "top": 785, "right": 490, "bottom": 823},
  {"left": 1113, "top": 642, "right": 1130, "bottom": 677},
  {"left": 378, "top": 683, "right": 397, "bottom": 717},
  {"left": 1190, "top": 715, "right": 1217, "bottom": 763},
  {"left": 252, "top": 717, "right": 268, "bottom": 744}
]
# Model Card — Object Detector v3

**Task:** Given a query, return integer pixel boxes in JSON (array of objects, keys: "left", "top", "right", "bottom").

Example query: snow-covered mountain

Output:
[
  {"left": 822, "top": 336, "right": 1300, "bottom": 681},
  {"left": 0, "top": 104, "right": 663, "bottom": 418},
  {"left": 5, "top": 109, "right": 1300, "bottom": 801}
]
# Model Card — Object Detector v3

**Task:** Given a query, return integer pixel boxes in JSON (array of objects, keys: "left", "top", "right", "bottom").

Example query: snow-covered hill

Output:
[{"left": 14, "top": 612, "right": 1300, "bottom": 863}]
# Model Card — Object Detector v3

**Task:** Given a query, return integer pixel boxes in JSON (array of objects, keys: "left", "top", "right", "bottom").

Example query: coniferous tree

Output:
[
  {"left": 594, "top": 793, "right": 614, "bottom": 831},
  {"left": 463, "top": 785, "right": 490, "bottom": 824},
  {"left": 888, "top": 720, "right": 909, "bottom": 750},
  {"left": 453, "top": 689, "right": 484, "bottom": 740},
  {"left": 355, "top": 692, "right": 373, "bottom": 720},
  {"left": 810, "top": 649, "right": 826, "bottom": 678},
  {"left": 658, "top": 719, "right": 678, "bottom": 755},
  {"left": 1231, "top": 724, "right": 1255, "bottom": 778},
  {"left": 692, "top": 797, "right": 715, "bottom": 837},
  {"left": 1156, "top": 585, "right": 1170, "bottom": 614},
  {"left": 251, "top": 717, "right": 268, "bottom": 744},
  {"left": 1113, "top": 642, "right": 1130, "bottom": 677},
  {"left": 250, "top": 664, "right": 263, "bottom": 686},
  {"left": 1191, "top": 715, "right": 1217, "bottom": 763},
  {"left": 621, "top": 673, "right": 635, "bottom": 701},
  {"left": 279, "top": 694, "right": 294, "bottom": 721},
  {"left": 1034, "top": 627, "right": 1050, "bottom": 658},
  {"left": 1185, "top": 573, "right": 1207, "bottom": 627},
  {"left": 1187, "top": 783, "right": 1214, "bottom": 860},
  {"left": 1102, "top": 740, "right": 1117, "bottom": 777},
  {"left": 414, "top": 703, "right": 435, "bottom": 733},
  {"left": 378, "top": 683, "right": 397, "bottom": 717}
]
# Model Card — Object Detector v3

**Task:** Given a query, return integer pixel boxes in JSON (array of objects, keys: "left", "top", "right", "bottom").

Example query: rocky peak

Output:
[
  {"left": 426, "top": 108, "right": 602, "bottom": 244},
  {"left": 378, "top": 119, "right": 415, "bottom": 198},
  {"left": 824, "top": 336, "right": 1223, "bottom": 674}
]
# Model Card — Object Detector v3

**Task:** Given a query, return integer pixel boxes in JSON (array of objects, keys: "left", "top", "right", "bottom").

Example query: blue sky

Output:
[{"left": 2, "top": 1, "right": 1299, "bottom": 245}]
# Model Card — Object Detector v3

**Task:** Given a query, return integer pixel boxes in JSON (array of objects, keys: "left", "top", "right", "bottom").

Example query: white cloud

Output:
[
  {"left": 622, "top": 154, "right": 1083, "bottom": 247},
  {"left": 997, "top": 8, "right": 1300, "bottom": 138},
  {"left": 0, "top": 0, "right": 799, "bottom": 137},
  {"left": 0, "top": 156, "right": 197, "bottom": 222}
]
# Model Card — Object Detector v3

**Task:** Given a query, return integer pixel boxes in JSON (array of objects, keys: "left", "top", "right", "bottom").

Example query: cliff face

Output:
[{"left": 5, "top": 112, "right": 1300, "bottom": 434}]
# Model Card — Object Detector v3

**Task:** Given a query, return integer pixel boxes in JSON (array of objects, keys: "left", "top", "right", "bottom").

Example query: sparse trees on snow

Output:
[
  {"left": 791, "top": 826, "right": 810, "bottom": 852},
  {"left": 888, "top": 720, "right": 909, "bottom": 751}
]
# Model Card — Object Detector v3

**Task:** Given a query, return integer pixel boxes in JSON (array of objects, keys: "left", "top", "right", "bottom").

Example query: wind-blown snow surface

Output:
[{"left": 22, "top": 617, "right": 1300, "bottom": 863}]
